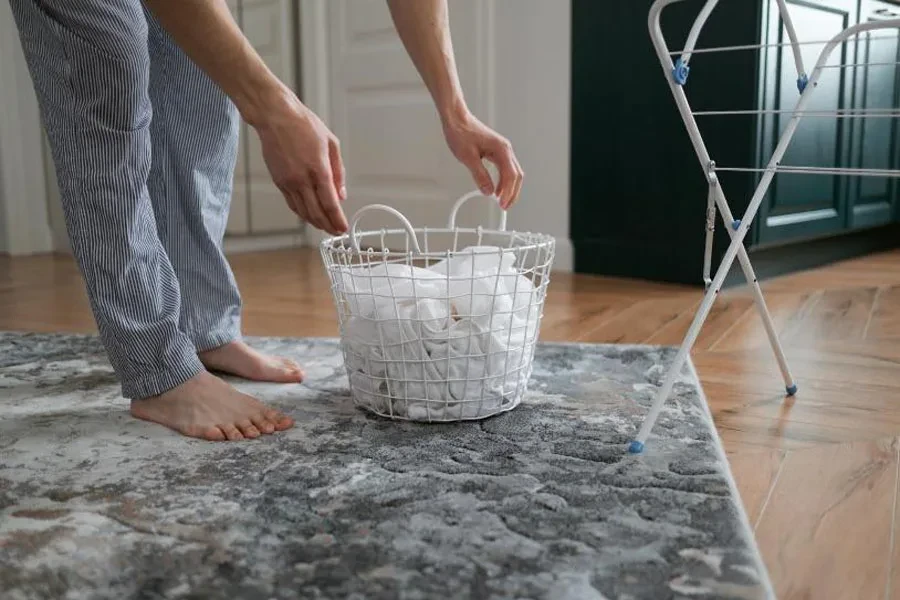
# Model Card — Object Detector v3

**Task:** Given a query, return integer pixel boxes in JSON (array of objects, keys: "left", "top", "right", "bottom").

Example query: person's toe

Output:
[
  {"left": 264, "top": 408, "right": 294, "bottom": 431},
  {"left": 279, "top": 358, "right": 304, "bottom": 381},
  {"left": 251, "top": 413, "right": 276, "bottom": 434},
  {"left": 238, "top": 420, "right": 260, "bottom": 439},
  {"left": 220, "top": 424, "right": 244, "bottom": 441},
  {"left": 186, "top": 425, "right": 226, "bottom": 441},
  {"left": 257, "top": 357, "right": 303, "bottom": 383}
]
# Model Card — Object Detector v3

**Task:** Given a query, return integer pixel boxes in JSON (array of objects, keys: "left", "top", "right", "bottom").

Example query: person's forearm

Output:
[
  {"left": 386, "top": 0, "right": 468, "bottom": 124},
  {"left": 143, "top": 0, "right": 291, "bottom": 126}
]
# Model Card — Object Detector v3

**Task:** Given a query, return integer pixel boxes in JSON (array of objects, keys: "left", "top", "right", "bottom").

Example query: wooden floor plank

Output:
[
  {"left": 727, "top": 449, "right": 785, "bottom": 526},
  {"left": 891, "top": 437, "right": 900, "bottom": 600},
  {"left": 577, "top": 294, "right": 698, "bottom": 344},
  {"left": 536, "top": 297, "right": 630, "bottom": 342},
  {"left": 711, "top": 291, "right": 819, "bottom": 352},
  {"left": 868, "top": 286, "right": 900, "bottom": 340},
  {"left": 785, "top": 288, "right": 878, "bottom": 346},
  {"left": 755, "top": 438, "right": 899, "bottom": 600},
  {"left": 645, "top": 295, "right": 754, "bottom": 350}
]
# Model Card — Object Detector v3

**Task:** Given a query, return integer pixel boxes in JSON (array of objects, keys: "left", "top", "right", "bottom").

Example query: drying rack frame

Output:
[{"left": 632, "top": 0, "right": 900, "bottom": 453}]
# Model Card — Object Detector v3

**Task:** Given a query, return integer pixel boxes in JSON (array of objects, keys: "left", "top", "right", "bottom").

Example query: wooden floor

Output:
[{"left": 2, "top": 247, "right": 899, "bottom": 599}]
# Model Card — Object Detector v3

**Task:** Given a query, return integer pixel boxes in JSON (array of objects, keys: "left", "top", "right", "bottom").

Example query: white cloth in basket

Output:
[{"left": 338, "top": 246, "right": 538, "bottom": 419}]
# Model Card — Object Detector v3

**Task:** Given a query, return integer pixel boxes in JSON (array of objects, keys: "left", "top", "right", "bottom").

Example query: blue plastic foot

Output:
[
  {"left": 628, "top": 441, "right": 645, "bottom": 454},
  {"left": 672, "top": 58, "right": 690, "bottom": 86},
  {"left": 732, "top": 219, "right": 741, "bottom": 231},
  {"left": 786, "top": 383, "right": 798, "bottom": 396},
  {"left": 797, "top": 74, "right": 809, "bottom": 94}
]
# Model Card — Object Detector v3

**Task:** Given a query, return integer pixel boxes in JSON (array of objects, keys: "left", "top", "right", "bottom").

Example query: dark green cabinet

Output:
[
  {"left": 850, "top": 0, "right": 900, "bottom": 227},
  {"left": 756, "top": 0, "right": 855, "bottom": 244},
  {"left": 571, "top": 0, "right": 900, "bottom": 285}
]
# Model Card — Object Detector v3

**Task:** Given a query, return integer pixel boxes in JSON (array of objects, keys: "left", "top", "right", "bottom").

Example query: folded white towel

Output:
[{"left": 339, "top": 245, "right": 539, "bottom": 419}]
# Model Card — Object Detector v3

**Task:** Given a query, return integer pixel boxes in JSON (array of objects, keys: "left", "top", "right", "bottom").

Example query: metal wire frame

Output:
[
  {"left": 320, "top": 194, "right": 556, "bottom": 422},
  {"left": 635, "top": 0, "right": 900, "bottom": 454}
]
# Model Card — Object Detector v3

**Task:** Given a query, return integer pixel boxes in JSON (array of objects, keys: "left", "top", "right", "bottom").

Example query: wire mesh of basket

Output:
[{"left": 319, "top": 191, "right": 556, "bottom": 422}]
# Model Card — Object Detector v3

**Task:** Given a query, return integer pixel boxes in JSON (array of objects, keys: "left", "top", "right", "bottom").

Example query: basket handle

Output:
[
  {"left": 349, "top": 204, "right": 422, "bottom": 254},
  {"left": 447, "top": 190, "right": 507, "bottom": 232}
]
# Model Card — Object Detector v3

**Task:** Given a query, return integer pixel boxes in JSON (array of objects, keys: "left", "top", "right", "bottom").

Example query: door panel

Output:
[
  {"left": 326, "top": 0, "right": 492, "bottom": 237},
  {"left": 850, "top": 0, "right": 900, "bottom": 228},
  {"left": 757, "top": 0, "right": 857, "bottom": 244},
  {"left": 242, "top": 0, "right": 301, "bottom": 234},
  {"left": 225, "top": 0, "right": 250, "bottom": 235}
]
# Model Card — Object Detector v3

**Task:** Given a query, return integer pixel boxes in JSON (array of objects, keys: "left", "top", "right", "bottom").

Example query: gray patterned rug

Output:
[{"left": 0, "top": 333, "right": 772, "bottom": 600}]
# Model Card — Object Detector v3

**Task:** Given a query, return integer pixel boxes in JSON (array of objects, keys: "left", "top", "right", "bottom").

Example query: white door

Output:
[
  {"left": 242, "top": 0, "right": 302, "bottom": 233},
  {"left": 226, "top": 0, "right": 301, "bottom": 236},
  {"left": 325, "top": 0, "right": 495, "bottom": 237},
  {"left": 225, "top": 0, "right": 250, "bottom": 235}
]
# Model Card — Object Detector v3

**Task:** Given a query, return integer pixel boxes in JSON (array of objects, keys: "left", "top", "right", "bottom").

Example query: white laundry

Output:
[
  {"left": 338, "top": 246, "right": 540, "bottom": 420},
  {"left": 336, "top": 263, "right": 448, "bottom": 319}
]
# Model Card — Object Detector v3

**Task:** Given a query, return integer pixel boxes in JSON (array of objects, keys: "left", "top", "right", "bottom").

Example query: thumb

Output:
[{"left": 464, "top": 156, "right": 495, "bottom": 196}]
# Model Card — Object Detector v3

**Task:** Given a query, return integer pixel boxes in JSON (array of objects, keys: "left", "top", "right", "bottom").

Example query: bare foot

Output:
[
  {"left": 130, "top": 371, "right": 295, "bottom": 441},
  {"left": 199, "top": 340, "right": 304, "bottom": 384}
]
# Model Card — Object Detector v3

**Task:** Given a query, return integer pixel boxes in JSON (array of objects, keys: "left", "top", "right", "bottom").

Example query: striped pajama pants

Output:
[{"left": 10, "top": 0, "right": 243, "bottom": 399}]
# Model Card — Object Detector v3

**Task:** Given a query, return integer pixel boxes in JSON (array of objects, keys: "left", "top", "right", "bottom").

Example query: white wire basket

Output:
[{"left": 320, "top": 191, "right": 556, "bottom": 422}]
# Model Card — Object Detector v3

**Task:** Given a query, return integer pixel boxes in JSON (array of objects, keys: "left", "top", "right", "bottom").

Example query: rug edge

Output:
[{"left": 685, "top": 356, "right": 776, "bottom": 600}]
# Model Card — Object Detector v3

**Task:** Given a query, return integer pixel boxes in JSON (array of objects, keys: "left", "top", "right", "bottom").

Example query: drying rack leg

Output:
[
  {"left": 713, "top": 186, "right": 797, "bottom": 394},
  {"left": 628, "top": 274, "right": 721, "bottom": 454},
  {"left": 628, "top": 214, "right": 796, "bottom": 454},
  {"left": 628, "top": 188, "right": 794, "bottom": 453},
  {"left": 734, "top": 248, "right": 797, "bottom": 394}
]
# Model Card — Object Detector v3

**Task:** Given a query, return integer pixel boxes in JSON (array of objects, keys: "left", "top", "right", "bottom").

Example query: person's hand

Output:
[
  {"left": 252, "top": 87, "right": 348, "bottom": 235},
  {"left": 441, "top": 110, "right": 524, "bottom": 209}
]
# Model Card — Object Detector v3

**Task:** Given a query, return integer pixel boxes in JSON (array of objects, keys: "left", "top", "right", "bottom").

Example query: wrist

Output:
[
  {"left": 237, "top": 78, "right": 299, "bottom": 129},
  {"left": 438, "top": 96, "right": 471, "bottom": 129}
]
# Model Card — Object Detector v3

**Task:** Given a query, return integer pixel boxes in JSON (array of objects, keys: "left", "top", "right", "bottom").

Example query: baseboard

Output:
[
  {"left": 723, "top": 223, "right": 900, "bottom": 287},
  {"left": 552, "top": 237, "right": 574, "bottom": 273},
  {"left": 223, "top": 231, "right": 307, "bottom": 254},
  {"left": 573, "top": 237, "right": 705, "bottom": 285}
]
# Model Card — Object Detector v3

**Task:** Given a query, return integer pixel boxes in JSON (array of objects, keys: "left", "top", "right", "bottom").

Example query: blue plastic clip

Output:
[
  {"left": 797, "top": 74, "right": 809, "bottom": 94},
  {"left": 628, "top": 441, "right": 645, "bottom": 454},
  {"left": 786, "top": 384, "right": 798, "bottom": 396},
  {"left": 731, "top": 219, "right": 741, "bottom": 231},
  {"left": 672, "top": 58, "right": 690, "bottom": 86}
]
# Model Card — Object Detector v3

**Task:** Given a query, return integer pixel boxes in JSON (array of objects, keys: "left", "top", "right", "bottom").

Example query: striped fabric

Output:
[{"left": 9, "top": 0, "right": 243, "bottom": 399}]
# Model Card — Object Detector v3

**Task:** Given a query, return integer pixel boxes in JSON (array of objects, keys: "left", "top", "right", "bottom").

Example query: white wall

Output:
[
  {"left": 0, "top": 151, "right": 7, "bottom": 253},
  {"left": 0, "top": 0, "right": 54, "bottom": 256},
  {"left": 42, "top": 138, "right": 70, "bottom": 253},
  {"left": 492, "top": 0, "right": 572, "bottom": 271}
]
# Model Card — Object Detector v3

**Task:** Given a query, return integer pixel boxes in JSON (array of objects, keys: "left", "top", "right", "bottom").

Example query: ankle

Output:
[{"left": 195, "top": 332, "right": 242, "bottom": 355}]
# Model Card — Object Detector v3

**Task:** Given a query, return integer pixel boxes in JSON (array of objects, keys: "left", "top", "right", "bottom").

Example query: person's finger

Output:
[
  {"left": 462, "top": 153, "right": 495, "bottom": 196},
  {"left": 510, "top": 155, "right": 525, "bottom": 208},
  {"left": 301, "top": 184, "right": 329, "bottom": 233},
  {"left": 289, "top": 190, "right": 311, "bottom": 224},
  {"left": 314, "top": 167, "right": 349, "bottom": 234},
  {"left": 329, "top": 137, "right": 347, "bottom": 202},
  {"left": 491, "top": 142, "right": 518, "bottom": 209},
  {"left": 277, "top": 183, "right": 307, "bottom": 221}
]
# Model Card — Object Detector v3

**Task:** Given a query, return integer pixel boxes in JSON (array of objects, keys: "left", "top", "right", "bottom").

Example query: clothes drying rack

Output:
[{"left": 632, "top": 0, "right": 900, "bottom": 453}]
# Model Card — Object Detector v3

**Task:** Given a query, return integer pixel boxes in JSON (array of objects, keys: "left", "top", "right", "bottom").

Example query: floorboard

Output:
[{"left": 755, "top": 438, "right": 898, "bottom": 600}]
